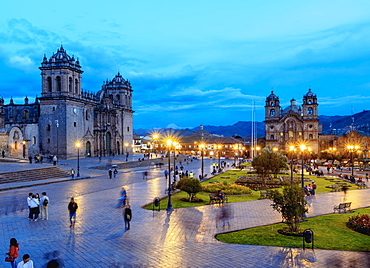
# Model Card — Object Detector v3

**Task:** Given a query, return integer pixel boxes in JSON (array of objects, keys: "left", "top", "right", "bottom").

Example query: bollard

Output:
[{"left": 153, "top": 197, "right": 160, "bottom": 211}]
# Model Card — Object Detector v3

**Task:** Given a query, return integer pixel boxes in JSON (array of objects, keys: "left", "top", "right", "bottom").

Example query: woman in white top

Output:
[{"left": 29, "top": 195, "right": 39, "bottom": 221}]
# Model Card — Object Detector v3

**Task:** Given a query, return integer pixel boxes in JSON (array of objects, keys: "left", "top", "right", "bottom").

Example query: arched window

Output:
[
  {"left": 47, "top": 138, "right": 50, "bottom": 144},
  {"left": 270, "top": 109, "right": 275, "bottom": 116},
  {"left": 75, "top": 79, "right": 79, "bottom": 93},
  {"left": 47, "top": 77, "right": 52, "bottom": 92},
  {"left": 271, "top": 102, "right": 275, "bottom": 106},
  {"left": 85, "top": 110, "right": 89, "bottom": 120},
  {"left": 33, "top": 136, "right": 36, "bottom": 145},
  {"left": 46, "top": 124, "right": 51, "bottom": 131},
  {"left": 69, "top": 77, "right": 73, "bottom": 92},
  {"left": 270, "top": 135, "right": 275, "bottom": 140},
  {"left": 116, "top": 94, "right": 120, "bottom": 101},
  {"left": 86, "top": 141, "right": 91, "bottom": 157},
  {"left": 25, "top": 110, "right": 29, "bottom": 120},
  {"left": 309, "top": 134, "right": 313, "bottom": 139},
  {"left": 308, "top": 107, "right": 313, "bottom": 115},
  {"left": 56, "top": 76, "right": 61, "bottom": 91},
  {"left": 14, "top": 141, "right": 18, "bottom": 150}
]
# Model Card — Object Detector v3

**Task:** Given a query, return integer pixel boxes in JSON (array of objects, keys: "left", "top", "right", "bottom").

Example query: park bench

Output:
[
  {"left": 328, "top": 184, "right": 341, "bottom": 191},
  {"left": 209, "top": 194, "right": 228, "bottom": 204},
  {"left": 333, "top": 202, "right": 352, "bottom": 213}
]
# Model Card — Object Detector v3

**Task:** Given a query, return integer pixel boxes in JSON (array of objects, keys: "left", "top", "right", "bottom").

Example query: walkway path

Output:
[{"left": 0, "top": 156, "right": 369, "bottom": 267}]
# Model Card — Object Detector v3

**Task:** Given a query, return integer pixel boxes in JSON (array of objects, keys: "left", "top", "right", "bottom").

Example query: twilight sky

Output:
[{"left": 1, "top": 1, "right": 370, "bottom": 129}]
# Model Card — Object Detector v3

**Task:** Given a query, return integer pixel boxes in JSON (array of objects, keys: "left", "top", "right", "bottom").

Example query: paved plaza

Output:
[{"left": 1, "top": 155, "right": 370, "bottom": 267}]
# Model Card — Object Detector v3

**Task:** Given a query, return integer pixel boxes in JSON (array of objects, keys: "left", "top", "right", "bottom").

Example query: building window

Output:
[
  {"left": 271, "top": 102, "right": 275, "bottom": 106},
  {"left": 74, "top": 122, "right": 77, "bottom": 127},
  {"left": 270, "top": 135, "right": 275, "bottom": 140},
  {"left": 56, "top": 76, "right": 61, "bottom": 91},
  {"left": 25, "top": 110, "right": 29, "bottom": 120},
  {"left": 46, "top": 124, "right": 51, "bottom": 131},
  {"left": 270, "top": 109, "right": 275, "bottom": 116},
  {"left": 52, "top": 107, "right": 56, "bottom": 111},
  {"left": 85, "top": 110, "right": 89, "bottom": 120},
  {"left": 280, "top": 132, "right": 284, "bottom": 136},
  {"left": 127, "top": 127, "right": 129, "bottom": 132},
  {"left": 75, "top": 79, "right": 78, "bottom": 93},
  {"left": 47, "top": 138, "right": 50, "bottom": 144},
  {"left": 288, "top": 131, "right": 293, "bottom": 138},
  {"left": 309, "top": 134, "right": 313, "bottom": 139},
  {"left": 14, "top": 141, "right": 18, "bottom": 150},
  {"left": 47, "top": 77, "right": 52, "bottom": 92},
  {"left": 308, "top": 107, "right": 313, "bottom": 115},
  {"left": 33, "top": 136, "right": 36, "bottom": 145},
  {"left": 69, "top": 77, "right": 73, "bottom": 92}
]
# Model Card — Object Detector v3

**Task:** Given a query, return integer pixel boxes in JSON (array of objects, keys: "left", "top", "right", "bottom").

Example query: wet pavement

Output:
[{"left": 0, "top": 155, "right": 370, "bottom": 267}]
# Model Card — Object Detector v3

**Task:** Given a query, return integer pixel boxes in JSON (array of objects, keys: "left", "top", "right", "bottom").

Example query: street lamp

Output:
[
  {"left": 75, "top": 142, "right": 81, "bottom": 177},
  {"left": 152, "top": 133, "right": 159, "bottom": 154},
  {"left": 22, "top": 140, "right": 27, "bottom": 158},
  {"left": 347, "top": 145, "right": 359, "bottom": 177},
  {"left": 166, "top": 139, "right": 173, "bottom": 211},
  {"left": 125, "top": 142, "right": 129, "bottom": 161},
  {"left": 217, "top": 144, "right": 222, "bottom": 172},
  {"left": 299, "top": 144, "right": 311, "bottom": 188},
  {"left": 200, "top": 143, "right": 205, "bottom": 180}
]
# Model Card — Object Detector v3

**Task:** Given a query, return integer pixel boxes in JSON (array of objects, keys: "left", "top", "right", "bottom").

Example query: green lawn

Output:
[
  {"left": 143, "top": 170, "right": 358, "bottom": 210},
  {"left": 216, "top": 207, "right": 370, "bottom": 251}
]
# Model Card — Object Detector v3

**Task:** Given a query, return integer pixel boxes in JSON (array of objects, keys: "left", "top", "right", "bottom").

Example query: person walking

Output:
[
  {"left": 117, "top": 187, "right": 127, "bottom": 207},
  {"left": 6, "top": 238, "right": 19, "bottom": 268},
  {"left": 40, "top": 192, "right": 49, "bottom": 220},
  {"left": 123, "top": 205, "right": 132, "bottom": 230},
  {"left": 68, "top": 197, "right": 78, "bottom": 227},
  {"left": 108, "top": 169, "right": 113, "bottom": 179},
  {"left": 164, "top": 169, "right": 169, "bottom": 180},
  {"left": 29, "top": 195, "right": 39, "bottom": 221},
  {"left": 17, "top": 254, "right": 34, "bottom": 268},
  {"left": 113, "top": 168, "right": 118, "bottom": 178},
  {"left": 71, "top": 169, "right": 75, "bottom": 179},
  {"left": 28, "top": 155, "right": 32, "bottom": 164}
]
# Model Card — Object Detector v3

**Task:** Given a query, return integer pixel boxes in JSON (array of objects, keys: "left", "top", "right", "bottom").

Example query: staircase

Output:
[{"left": 0, "top": 166, "right": 71, "bottom": 184}]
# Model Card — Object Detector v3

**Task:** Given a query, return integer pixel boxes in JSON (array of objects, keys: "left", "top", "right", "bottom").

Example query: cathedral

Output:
[
  {"left": 0, "top": 46, "right": 134, "bottom": 159},
  {"left": 264, "top": 89, "right": 320, "bottom": 153}
]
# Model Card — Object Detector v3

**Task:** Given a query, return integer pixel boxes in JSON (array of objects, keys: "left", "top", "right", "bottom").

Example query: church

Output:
[
  {"left": 264, "top": 89, "right": 320, "bottom": 153},
  {"left": 0, "top": 46, "right": 134, "bottom": 159}
]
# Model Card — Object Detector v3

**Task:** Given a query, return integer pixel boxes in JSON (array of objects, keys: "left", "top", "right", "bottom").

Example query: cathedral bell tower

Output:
[
  {"left": 265, "top": 91, "right": 280, "bottom": 119},
  {"left": 39, "top": 45, "right": 83, "bottom": 98},
  {"left": 302, "top": 88, "right": 318, "bottom": 119}
]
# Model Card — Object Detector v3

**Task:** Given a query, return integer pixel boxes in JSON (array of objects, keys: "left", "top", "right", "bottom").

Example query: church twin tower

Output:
[{"left": 264, "top": 89, "right": 320, "bottom": 152}]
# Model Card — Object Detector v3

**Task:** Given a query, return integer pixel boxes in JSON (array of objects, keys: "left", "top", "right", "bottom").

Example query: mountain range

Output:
[{"left": 134, "top": 110, "right": 370, "bottom": 138}]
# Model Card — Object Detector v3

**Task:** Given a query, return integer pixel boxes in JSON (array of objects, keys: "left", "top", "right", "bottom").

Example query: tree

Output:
[
  {"left": 252, "top": 148, "right": 288, "bottom": 183},
  {"left": 176, "top": 178, "right": 203, "bottom": 202},
  {"left": 270, "top": 184, "right": 308, "bottom": 232}
]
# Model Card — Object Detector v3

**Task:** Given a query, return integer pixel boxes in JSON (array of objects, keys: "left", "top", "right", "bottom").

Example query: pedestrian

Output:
[
  {"left": 123, "top": 205, "right": 132, "bottom": 230},
  {"left": 27, "top": 193, "right": 33, "bottom": 220},
  {"left": 108, "top": 169, "right": 113, "bottom": 179},
  {"left": 40, "top": 192, "right": 49, "bottom": 220},
  {"left": 113, "top": 168, "right": 118, "bottom": 178},
  {"left": 68, "top": 197, "right": 78, "bottom": 228},
  {"left": 117, "top": 187, "right": 127, "bottom": 207},
  {"left": 29, "top": 194, "right": 39, "bottom": 221},
  {"left": 164, "top": 169, "right": 169, "bottom": 180},
  {"left": 71, "top": 169, "right": 75, "bottom": 179},
  {"left": 28, "top": 155, "right": 32, "bottom": 164},
  {"left": 366, "top": 173, "right": 369, "bottom": 182},
  {"left": 35, "top": 193, "right": 41, "bottom": 220},
  {"left": 17, "top": 254, "right": 34, "bottom": 268},
  {"left": 6, "top": 237, "right": 19, "bottom": 268},
  {"left": 2, "top": 150, "right": 5, "bottom": 158},
  {"left": 52, "top": 155, "right": 57, "bottom": 166},
  {"left": 311, "top": 182, "right": 317, "bottom": 195}
]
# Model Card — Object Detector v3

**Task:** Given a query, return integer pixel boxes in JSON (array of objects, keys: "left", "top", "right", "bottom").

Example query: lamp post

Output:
[
  {"left": 125, "top": 142, "right": 129, "bottom": 161},
  {"left": 347, "top": 145, "right": 359, "bottom": 177},
  {"left": 217, "top": 144, "right": 222, "bottom": 172},
  {"left": 200, "top": 143, "right": 205, "bottom": 180},
  {"left": 289, "top": 145, "right": 296, "bottom": 183},
  {"left": 299, "top": 144, "right": 311, "bottom": 188},
  {"left": 75, "top": 142, "right": 81, "bottom": 177},
  {"left": 22, "top": 140, "right": 26, "bottom": 158},
  {"left": 166, "top": 139, "right": 173, "bottom": 211}
]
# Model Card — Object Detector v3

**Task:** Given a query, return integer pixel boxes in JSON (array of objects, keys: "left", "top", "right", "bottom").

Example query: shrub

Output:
[
  {"left": 202, "top": 183, "right": 252, "bottom": 195},
  {"left": 347, "top": 214, "right": 370, "bottom": 235},
  {"left": 176, "top": 178, "right": 202, "bottom": 202}
]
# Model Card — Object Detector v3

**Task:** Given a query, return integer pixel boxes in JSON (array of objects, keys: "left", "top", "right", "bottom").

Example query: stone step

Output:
[{"left": 0, "top": 166, "right": 71, "bottom": 184}]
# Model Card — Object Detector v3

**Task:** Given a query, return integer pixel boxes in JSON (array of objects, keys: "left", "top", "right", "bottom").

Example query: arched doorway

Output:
[
  {"left": 106, "top": 132, "right": 111, "bottom": 156},
  {"left": 86, "top": 141, "right": 91, "bottom": 157}
]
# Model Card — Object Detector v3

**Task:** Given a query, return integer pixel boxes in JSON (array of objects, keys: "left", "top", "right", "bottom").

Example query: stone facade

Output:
[
  {"left": 264, "top": 89, "right": 320, "bottom": 153},
  {"left": 0, "top": 46, "right": 134, "bottom": 159}
]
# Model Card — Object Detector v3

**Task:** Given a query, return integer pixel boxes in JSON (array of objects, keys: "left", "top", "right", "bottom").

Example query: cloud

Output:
[{"left": 9, "top": 56, "right": 32, "bottom": 66}]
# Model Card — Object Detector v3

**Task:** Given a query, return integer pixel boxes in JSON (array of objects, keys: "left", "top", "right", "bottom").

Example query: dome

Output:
[
  {"left": 282, "top": 99, "right": 301, "bottom": 114},
  {"left": 266, "top": 91, "right": 279, "bottom": 101},
  {"left": 304, "top": 88, "right": 316, "bottom": 98},
  {"left": 50, "top": 45, "right": 72, "bottom": 62},
  {"left": 112, "top": 72, "right": 126, "bottom": 83}
]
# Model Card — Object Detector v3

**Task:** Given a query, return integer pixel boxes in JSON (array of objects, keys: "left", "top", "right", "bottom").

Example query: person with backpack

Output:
[{"left": 40, "top": 192, "right": 49, "bottom": 220}]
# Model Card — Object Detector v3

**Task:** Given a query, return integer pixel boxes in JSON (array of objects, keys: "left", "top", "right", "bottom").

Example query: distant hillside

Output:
[{"left": 134, "top": 110, "right": 370, "bottom": 138}]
